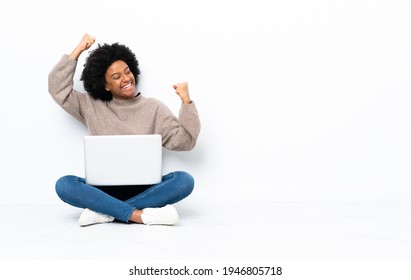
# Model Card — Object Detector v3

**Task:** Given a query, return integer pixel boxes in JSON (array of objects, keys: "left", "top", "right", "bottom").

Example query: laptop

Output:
[{"left": 84, "top": 134, "right": 162, "bottom": 186}]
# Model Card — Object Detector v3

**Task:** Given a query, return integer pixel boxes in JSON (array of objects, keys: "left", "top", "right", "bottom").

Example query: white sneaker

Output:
[
  {"left": 141, "top": 205, "right": 179, "bottom": 226},
  {"left": 77, "top": 208, "right": 115, "bottom": 226}
]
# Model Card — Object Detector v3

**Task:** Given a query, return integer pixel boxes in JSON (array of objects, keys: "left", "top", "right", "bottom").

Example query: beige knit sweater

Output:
[{"left": 48, "top": 55, "right": 200, "bottom": 151}]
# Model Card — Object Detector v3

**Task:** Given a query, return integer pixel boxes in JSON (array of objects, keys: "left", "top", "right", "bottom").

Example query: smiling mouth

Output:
[{"left": 121, "top": 82, "right": 133, "bottom": 89}]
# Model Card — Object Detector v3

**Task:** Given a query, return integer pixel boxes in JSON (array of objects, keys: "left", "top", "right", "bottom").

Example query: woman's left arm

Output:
[{"left": 155, "top": 84, "right": 201, "bottom": 151}]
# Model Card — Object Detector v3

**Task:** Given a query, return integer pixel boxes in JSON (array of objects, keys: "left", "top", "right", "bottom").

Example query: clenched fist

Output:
[
  {"left": 70, "top": 33, "right": 96, "bottom": 60},
  {"left": 173, "top": 82, "right": 191, "bottom": 105}
]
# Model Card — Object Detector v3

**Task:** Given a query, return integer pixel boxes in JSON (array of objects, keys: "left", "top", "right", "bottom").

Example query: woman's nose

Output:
[{"left": 121, "top": 74, "right": 130, "bottom": 82}]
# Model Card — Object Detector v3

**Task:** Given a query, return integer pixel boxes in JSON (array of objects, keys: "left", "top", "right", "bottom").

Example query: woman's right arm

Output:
[{"left": 48, "top": 34, "right": 96, "bottom": 123}]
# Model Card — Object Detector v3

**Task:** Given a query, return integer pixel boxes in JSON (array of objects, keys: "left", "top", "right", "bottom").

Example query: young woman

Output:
[{"left": 48, "top": 34, "right": 201, "bottom": 226}]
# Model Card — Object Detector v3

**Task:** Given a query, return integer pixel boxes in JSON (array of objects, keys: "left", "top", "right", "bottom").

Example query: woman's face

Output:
[{"left": 104, "top": 60, "right": 136, "bottom": 100}]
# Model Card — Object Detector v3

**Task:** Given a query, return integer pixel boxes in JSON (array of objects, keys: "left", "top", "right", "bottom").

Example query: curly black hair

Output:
[{"left": 80, "top": 43, "right": 140, "bottom": 101}]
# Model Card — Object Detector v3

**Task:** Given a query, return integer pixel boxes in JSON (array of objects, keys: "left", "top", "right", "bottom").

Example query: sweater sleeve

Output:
[
  {"left": 156, "top": 101, "right": 201, "bottom": 151},
  {"left": 48, "top": 54, "right": 85, "bottom": 124}
]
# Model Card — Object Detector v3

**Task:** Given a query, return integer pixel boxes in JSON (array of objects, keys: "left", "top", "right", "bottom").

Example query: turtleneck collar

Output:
[{"left": 111, "top": 92, "right": 142, "bottom": 106}]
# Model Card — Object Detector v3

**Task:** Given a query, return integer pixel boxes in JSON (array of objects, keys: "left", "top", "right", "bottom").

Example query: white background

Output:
[{"left": 1, "top": 0, "right": 410, "bottom": 205}]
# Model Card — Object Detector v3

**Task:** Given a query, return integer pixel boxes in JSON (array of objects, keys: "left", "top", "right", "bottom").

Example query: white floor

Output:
[
  {"left": 1, "top": 196, "right": 411, "bottom": 261},
  {"left": 1, "top": 193, "right": 411, "bottom": 279}
]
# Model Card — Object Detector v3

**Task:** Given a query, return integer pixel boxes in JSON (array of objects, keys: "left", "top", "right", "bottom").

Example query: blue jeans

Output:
[{"left": 55, "top": 171, "right": 194, "bottom": 222}]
